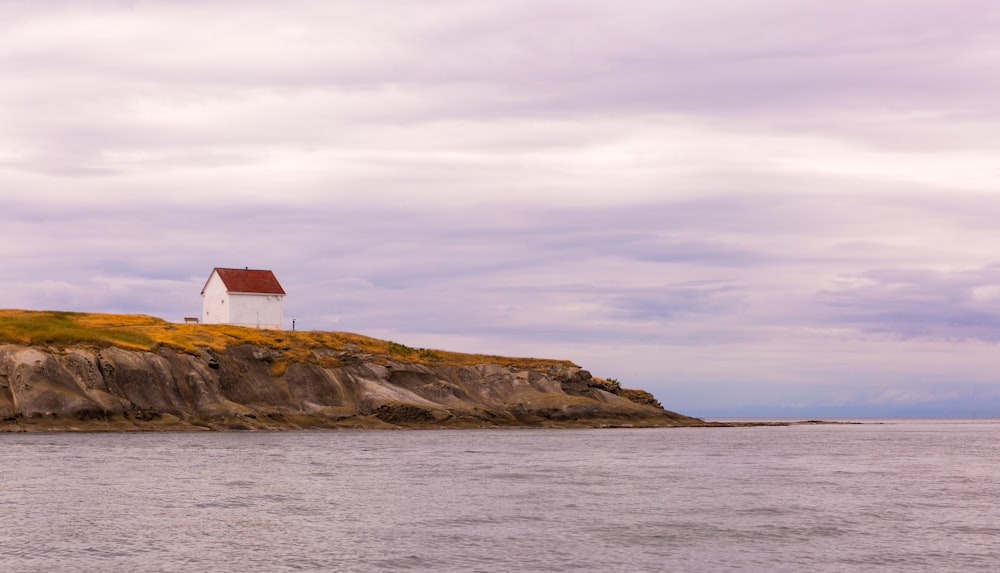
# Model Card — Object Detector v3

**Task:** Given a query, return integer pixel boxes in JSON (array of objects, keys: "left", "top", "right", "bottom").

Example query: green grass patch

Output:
[{"left": 0, "top": 310, "right": 154, "bottom": 349}]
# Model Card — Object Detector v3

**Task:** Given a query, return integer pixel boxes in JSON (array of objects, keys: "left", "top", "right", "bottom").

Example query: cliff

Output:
[{"left": 0, "top": 310, "right": 704, "bottom": 431}]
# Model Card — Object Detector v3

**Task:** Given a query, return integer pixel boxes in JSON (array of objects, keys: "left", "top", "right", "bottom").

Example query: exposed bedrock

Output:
[{"left": 0, "top": 343, "right": 699, "bottom": 430}]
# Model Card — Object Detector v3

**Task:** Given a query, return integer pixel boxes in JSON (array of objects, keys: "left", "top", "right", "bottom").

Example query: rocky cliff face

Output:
[{"left": 0, "top": 343, "right": 699, "bottom": 431}]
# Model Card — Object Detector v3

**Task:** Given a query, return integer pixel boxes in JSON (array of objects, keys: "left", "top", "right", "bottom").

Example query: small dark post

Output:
[{"left": 292, "top": 319, "right": 296, "bottom": 331}]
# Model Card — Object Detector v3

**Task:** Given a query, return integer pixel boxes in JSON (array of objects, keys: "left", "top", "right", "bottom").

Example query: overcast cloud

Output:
[{"left": 3, "top": 0, "right": 1000, "bottom": 416}]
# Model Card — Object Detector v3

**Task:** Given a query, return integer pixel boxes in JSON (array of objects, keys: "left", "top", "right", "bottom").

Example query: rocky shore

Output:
[{"left": 0, "top": 313, "right": 706, "bottom": 431}]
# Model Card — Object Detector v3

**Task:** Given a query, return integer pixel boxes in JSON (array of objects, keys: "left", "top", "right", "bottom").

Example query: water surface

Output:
[{"left": 3, "top": 420, "right": 999, "bottom": 571}]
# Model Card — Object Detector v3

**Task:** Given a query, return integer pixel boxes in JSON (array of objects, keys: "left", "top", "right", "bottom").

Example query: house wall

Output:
[
  {"left": 201, "top": 272, "right": 230, "bottom": 324},
  {"left": 228, "top": 293, "right": 284, "bottom": 329}
]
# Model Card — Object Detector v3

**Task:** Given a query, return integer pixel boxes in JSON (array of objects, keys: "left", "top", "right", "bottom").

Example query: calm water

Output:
[{"left": 2, "top": 420, "right": 999, "bottom": 572}]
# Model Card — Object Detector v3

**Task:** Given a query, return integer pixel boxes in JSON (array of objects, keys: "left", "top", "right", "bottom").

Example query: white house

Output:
[{"left": 201, "top": 267, "right": 286, "bottom": 329}]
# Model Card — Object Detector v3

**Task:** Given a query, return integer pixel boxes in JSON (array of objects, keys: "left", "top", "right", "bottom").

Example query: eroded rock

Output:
[{"left": 0, "top": 343, "right": 698, "bottom": 431}]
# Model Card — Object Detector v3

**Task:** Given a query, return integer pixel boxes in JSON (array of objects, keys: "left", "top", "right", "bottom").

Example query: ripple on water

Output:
[{"left": 1, "top": 423, "right": 1000, "bottom": 572}]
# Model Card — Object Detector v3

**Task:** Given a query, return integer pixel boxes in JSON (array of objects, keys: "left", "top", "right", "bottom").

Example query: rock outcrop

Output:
[{"left": 0, "top": 343, "right": 700, "bottom": 431}]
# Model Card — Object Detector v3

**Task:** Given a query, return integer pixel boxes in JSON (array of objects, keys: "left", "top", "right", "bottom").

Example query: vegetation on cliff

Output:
[
  {"left": 0, "top": 309, "right": 692, "bottom": 431},
  {"left": 0, "top": 309, "right": 574, "bottom": 370}
]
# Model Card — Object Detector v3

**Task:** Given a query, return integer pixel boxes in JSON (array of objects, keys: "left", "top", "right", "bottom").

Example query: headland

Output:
[{"left": 0, "top": 309, "right": 712, "bottom": 431}]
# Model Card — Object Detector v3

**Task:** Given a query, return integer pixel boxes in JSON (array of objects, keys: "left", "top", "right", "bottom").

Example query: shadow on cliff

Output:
[{"left": 0, "top": 341, "right": 702, "bottom": 431}]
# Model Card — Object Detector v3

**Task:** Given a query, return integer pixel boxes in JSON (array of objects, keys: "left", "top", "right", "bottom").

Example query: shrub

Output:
[
  {"left": 386, "top": 341, "right": 416, "bottom": 356},
  {"left": 418, "top": 348, "right": 440, "bottom": 361}
]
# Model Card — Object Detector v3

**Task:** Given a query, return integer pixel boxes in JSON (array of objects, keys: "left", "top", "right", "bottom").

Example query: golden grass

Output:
[{"left": 0, "top": 309, "right": 575, "bottom": 369}]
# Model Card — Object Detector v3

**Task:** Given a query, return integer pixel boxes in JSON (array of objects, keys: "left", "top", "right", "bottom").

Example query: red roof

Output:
[{"left": 202, "top": 268, "right": 285, "bottom": 295}]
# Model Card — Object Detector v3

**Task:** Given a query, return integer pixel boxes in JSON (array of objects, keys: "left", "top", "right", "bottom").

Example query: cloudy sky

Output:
[{"left": 3, "top": 0, "right": 1000, "bottom": 417}]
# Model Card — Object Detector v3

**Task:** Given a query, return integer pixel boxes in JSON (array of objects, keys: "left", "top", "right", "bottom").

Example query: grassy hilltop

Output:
[
  {"left": 0, "top": 309, "right": 692, "bottom": 431},
  {"left": 0, "top": 309, "right": 576, "bottom": 371}
]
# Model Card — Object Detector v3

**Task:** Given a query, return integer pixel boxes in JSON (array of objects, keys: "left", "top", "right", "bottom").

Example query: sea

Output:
[{"left": 2, "top": 419, "right": 998, "bottom": 572}]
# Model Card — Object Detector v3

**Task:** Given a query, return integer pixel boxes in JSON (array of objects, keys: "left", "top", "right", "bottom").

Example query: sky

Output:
[{"left": 3, "top": 0, "right": 1000, "bottom": 417}]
